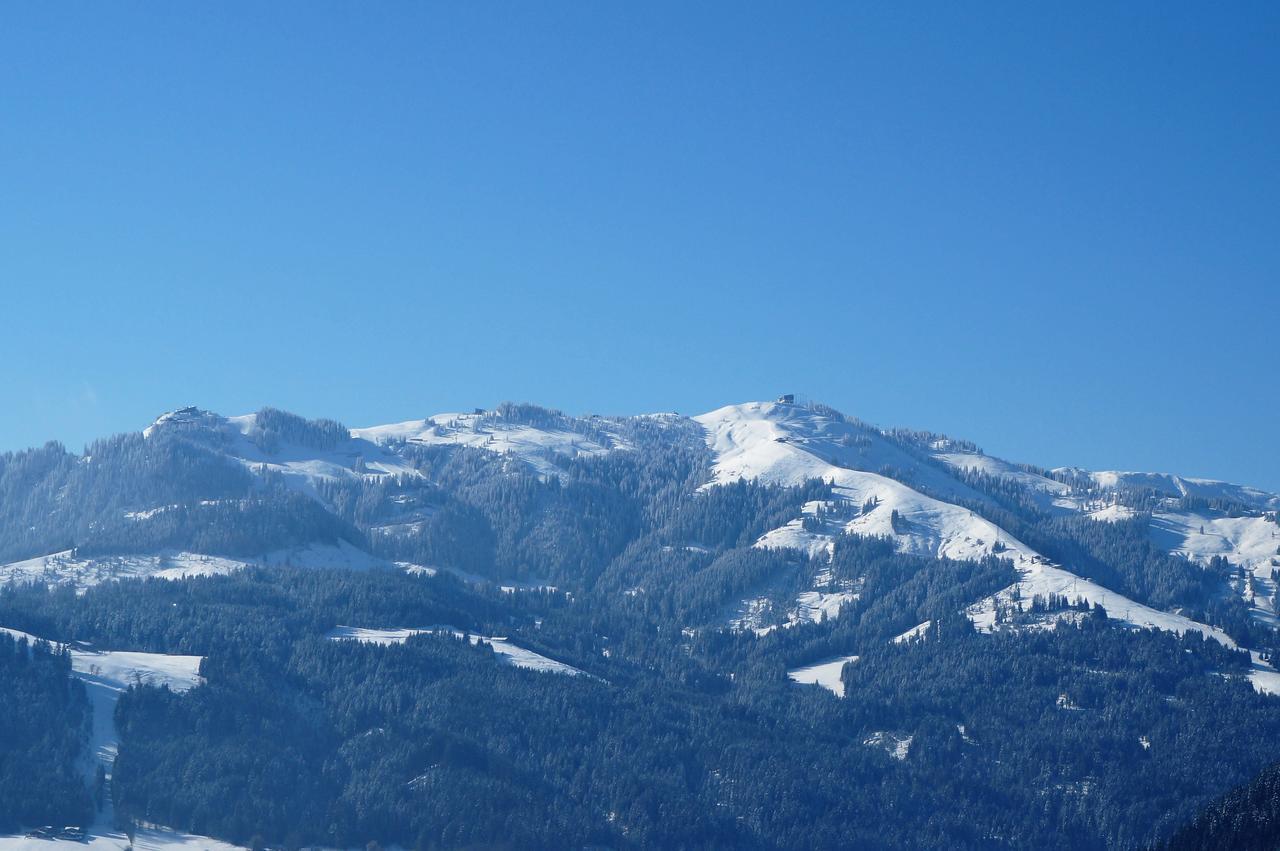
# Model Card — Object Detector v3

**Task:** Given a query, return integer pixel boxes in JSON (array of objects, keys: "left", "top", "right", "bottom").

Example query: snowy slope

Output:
[
  {"left": 934, "top": 444, "right": 1280, "bottom": 625},
  {"left": 0, "top": 541, "right": 399, "bottom": 593},
  {"left": 0, "top": 827, "right": 245, "bottom": 851},
  {"left": 144, "top": 407, "right": 419, "bottom": 497},
  {"left": 145, "top": 405, "right": 633, "bottom": 497},
  {"left": 696, "top": 402, "right": 1041, "bottom": 630},
  {"left": 933, "top": 449, "right": 1083, "bottom": 516},
  {"left": 695, "top": 402, "right": 1025, "bottom": 564},
  {"left": 695, "top": 401, "right": 1280, "bottom": 692},
  {"left": 353, "top": 411, "right": 624, "bottom": 478},
  {"left": 0, "top": 550, "right": 251, "bottom": 591},
  {"left": 696, "top": 402, "right": 990, "bottom": 506},
  {"left": 327, "top": 625, "right": 589, "bottom": 677},
  {"left": 0, "top": 629, "right": 213, "bottom": 851},
  {"left": 787, "top": 655, "right": 859, "bottom": 698},
  {"left": 1069, "top": 470, "right": 1280, "bottom": 512}
]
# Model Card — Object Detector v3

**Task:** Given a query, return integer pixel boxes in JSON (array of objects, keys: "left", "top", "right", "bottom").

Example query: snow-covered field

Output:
[
  {"left": 0, "top": 827, "right": 245, "bottom": 851},
  {"left": 0, "top": 550, "right": 250, "bottom": 591},
  {"left": 327, "top": 625, "right": 589, "bottom": 677},
  {"left": 0, "top": 629, "right": 219, "bottom": 851},
  {"left": 353, "top": 411, "right": 623, "bottom": 478},
  {"left": 0, "top": 541, "right": 397, "bottom": 593},
  {"left": 786, "top": 655, "right": 859, "bottom": 697}
]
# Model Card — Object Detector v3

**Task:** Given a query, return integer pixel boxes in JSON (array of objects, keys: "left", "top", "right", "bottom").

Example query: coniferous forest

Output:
[
  {"left": 0, "top": 633, "right": 92, "bottom": 834},
  {"left": 0, "top": 404, "right": 1278, "bottom": 849}
]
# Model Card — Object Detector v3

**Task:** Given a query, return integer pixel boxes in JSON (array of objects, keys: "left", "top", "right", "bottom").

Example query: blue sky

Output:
[{"left": 2, "top": 3, "right": 1277, "bottom": 489}]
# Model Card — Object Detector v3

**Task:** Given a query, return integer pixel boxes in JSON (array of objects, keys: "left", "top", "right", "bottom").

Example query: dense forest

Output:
[
  {"left": 1, "top": 559, "right": 1278, "bottom": 850},
  {"left": 0, "top": 632, "right": 92, "bottom": 834},
  {"left": 1163, "top": 758, "right": 1280, "bottom": 850}
]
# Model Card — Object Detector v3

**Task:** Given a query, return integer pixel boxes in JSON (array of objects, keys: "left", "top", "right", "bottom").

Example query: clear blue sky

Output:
[{"left": 2, "top": 3, "right": 1277, "bottom": 489}]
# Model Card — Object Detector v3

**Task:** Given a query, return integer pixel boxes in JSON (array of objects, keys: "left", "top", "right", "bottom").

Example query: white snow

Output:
[
  {"left": 863, "top": 731, "right": 913, "bottom": 761},
  {"left": 325, "top": 625, "right": 434, "bottom": 646},
  {"left": 0, "top": 550, "right": 251, "bottom": 592},
  {"left": 142, "top": 408, "right": 422, "bottom": 502},
  {"left": 353, "top": 411, "right": 622, "bottom": 478},
  {"left": 935, "top": 456, "right": 1280, "bottom": 629},
  {"left": 935, "top": 450, "right": 1080, "bottom": 516},
  {"left": 1088, "top": 503, "right": 1139, "bottom": 523},
  {"left": 481, "top": 636, "right": 588, "bottom": 676},
  {"left": 696, "top": 402, "right": 1051, "bottom": 632},
  {"left": 326, "top": 626, "right": 589, "bottom": 677},
  {"left": 963, "top": 561, "right": 1280, "bottom": 696},
  {"left": 0, "top": 828, "right": 245, "bottom": 851},
  {"left": 786, "top": 655, "right": 859, "bottom": 697},
  {"left": 0, "top": 629, "right": 212, "bottom": 851},
  {"left": 893, "top": 621, "right": 933, "bottom": 644},
  {"left": 695, "top": 402, "right": 1039, "bottom": 566},
  {"left": 697, "top": 401, "right": 1280, "bottom": 695},
  {"left": 1151, "top": 512, "right": 1280, "bottom": 625},
  {"left": 1071, "top": 470, "right": 1280, "bottom": 513},
  {"left": 730, "top": 587, "right": 858, "bottom": 635},
  {"left": 794, "top": 589, "right": 859, "bottom": 623},
  {"left": 1248, "top": 654, "right": 1280, "bottom": 696},
  {"left": 70, "top": 649, "right": 203, "bottom": 695},
  {"left": 0, "top": 541, "right": 391, "bottom": 593}
]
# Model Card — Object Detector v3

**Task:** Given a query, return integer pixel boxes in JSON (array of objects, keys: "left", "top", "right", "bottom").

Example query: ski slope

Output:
[
  {"left": 1151, "top": 511, "right": 1280, "bottom": 616},
  {"left": 0, "top": 827, "right": 245, "bottom": 851}
]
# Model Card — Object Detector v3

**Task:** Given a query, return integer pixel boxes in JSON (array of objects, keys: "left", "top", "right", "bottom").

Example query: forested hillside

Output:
[
  {"left": 1164, "top": 758, "right": 1280, "bottom": 850},
  {"left": 0, "top": 632, "right": 92, "bottom": 833},
  {"left": 1, "top": 399, "right": 1279, "bottom": 849}
]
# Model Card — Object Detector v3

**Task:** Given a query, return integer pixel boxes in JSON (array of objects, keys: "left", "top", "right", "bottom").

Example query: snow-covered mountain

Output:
[
  {"left": 6, "top": 395, "right": 1280, "bottom": 849},
  {"left": 692, "top": 400, "right": 1280, "bottom": 687},
  {"left": 3, "top": 396, "right": 1278, "bottom": 686}
]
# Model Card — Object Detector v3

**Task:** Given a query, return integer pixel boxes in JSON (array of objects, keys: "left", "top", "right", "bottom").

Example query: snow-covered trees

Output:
[{"left": 0, "top": 633, "right": 92, "bottom": 833}]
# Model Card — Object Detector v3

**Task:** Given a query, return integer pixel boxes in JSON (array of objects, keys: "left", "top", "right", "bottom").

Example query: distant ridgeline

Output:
[{"left": 0, "top": 398, "right": 1278, "bottom": 849}]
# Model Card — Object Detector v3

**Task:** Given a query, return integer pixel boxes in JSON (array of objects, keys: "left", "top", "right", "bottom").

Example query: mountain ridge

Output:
[
  {"left": 4, "top": 398, "right": 1276, "bottom": 670},
  {"left": 3, "top": 397, "right": 1280, "bottom": 850}
]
